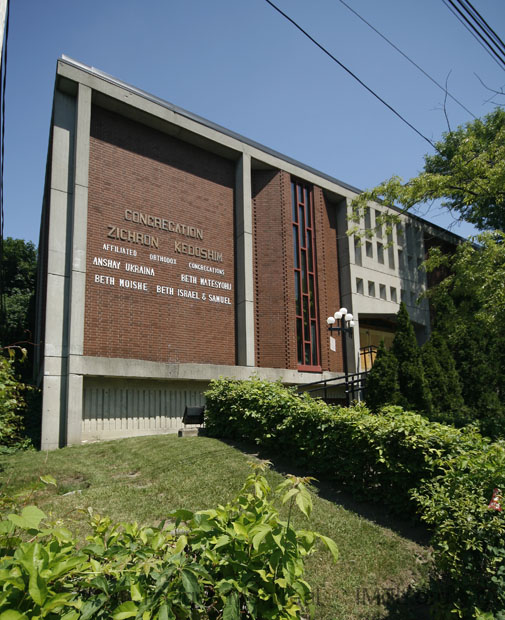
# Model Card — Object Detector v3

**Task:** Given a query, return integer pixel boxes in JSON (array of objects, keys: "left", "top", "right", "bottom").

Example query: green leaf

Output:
[
  {"left": 40, "top": 475, "right": 57, "bottom": 487},
  {"left": 131, "top": 581, "right": 143, "bottom": 601},
  {"left": 29, "top": 571, "right": 48, "bottom": 606},
  {"left": 174, "top": 534, "right": 187, "bottom": 555},
  {"left": 213, "top": 534, "right": 230, "bottom": 549},
  {"left": 8, "top": 505, "right": 46, "bottom": 530},
  {"left": 232, "top": 521, "right": 248, "bottom": 539},
  {"left": 167, "top": 509, "right": 194, "bottom": 525},
  {"left": 295, "top": 489, "right": 312, "bottom": 519},
  {"left": 317, "top": 534, "right": 339, "bottom": 562},
  {"left": 223, "top": 591, "right": 240, "bottom": 620},
  {"left": 0, "top": 611, "right": 29, "bottom": 620},
  {"left": 112, "top": 601, "right": 138, "bottom": 619},
  {"left": 181, "top": 568, "right": 200, "bottom": 602},
  {"left": 80, "top": 595, "right": 107, "bottom": 620},
  {"left": 281, "top": 487, "right": 298, "bottom": 504},
  {"left": 157, "top": 603, "right": 175, "bottom": 620},
  {"left": 251, "top": 524, "right": 271, "bottom": 550}
]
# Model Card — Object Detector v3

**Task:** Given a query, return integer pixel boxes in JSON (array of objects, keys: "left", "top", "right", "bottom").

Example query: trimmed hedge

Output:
[{"left": 205, "top": 377, "right": 505, "bottom": 619}]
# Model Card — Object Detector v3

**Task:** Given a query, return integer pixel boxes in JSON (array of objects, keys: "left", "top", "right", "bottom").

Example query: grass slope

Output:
[{"left": 0, "top": 435, "right": 432, "bottom": 619}]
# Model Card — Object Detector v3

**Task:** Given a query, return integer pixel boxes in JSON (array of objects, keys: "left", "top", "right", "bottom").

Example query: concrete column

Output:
[
  {"left": 40, "top": 90, "right": 76, "bottom": 450},
  {"left": 66, "top": 84, "right": 91, "bottom": 445},
  {"left": 336, "top": 197, "right": 358, "bottom": 374},
  {"left": 235, "top": 153, "right": 255, "bottom": 367}
]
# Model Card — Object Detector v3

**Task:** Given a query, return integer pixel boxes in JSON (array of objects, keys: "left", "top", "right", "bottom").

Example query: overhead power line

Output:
[
  {"left": 442, "top": 0, "right": 505, "bottom": 72},
  {"left": 263, "top": 0, "right": 436, "bottom": 149},
  {"left": 336, "top": 0, "right": 475, "bottom": 118},
  {"left": 458, "top": 0, "right": 505, "bottom": 58}
]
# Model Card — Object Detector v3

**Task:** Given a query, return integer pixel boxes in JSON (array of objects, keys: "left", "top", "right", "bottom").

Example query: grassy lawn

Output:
[{"left": 0, "top": 435, "right": 433, "bottom": 619}]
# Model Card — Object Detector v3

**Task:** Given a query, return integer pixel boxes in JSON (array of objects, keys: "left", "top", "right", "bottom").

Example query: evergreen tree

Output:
[
  {"left": 422, "top": 331, "right": 467, "bottom": 425},
  {"left": 391, "top": 303, "right": 432, "bottom": 413},
  {"left": 364, "top": 340, "right": 400, "bottom": 412}
]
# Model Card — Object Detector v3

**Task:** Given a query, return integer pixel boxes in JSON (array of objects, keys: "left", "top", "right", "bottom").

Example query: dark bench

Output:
[{"left": 182, "top": 405, "right": 205, "bottom": 426}]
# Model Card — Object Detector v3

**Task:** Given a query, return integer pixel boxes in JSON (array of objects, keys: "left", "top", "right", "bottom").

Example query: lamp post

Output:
[{"left": 327, "top": 308, "right": 355, "bottom": 405}]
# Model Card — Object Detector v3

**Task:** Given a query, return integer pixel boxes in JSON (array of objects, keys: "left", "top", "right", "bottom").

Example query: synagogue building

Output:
[{"left": 35, "top": 57, "right": 460, "bottom": 449}]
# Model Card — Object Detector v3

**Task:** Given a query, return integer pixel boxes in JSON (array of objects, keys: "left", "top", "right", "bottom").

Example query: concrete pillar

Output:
[
  {"left": 234, "top": 153, "right": 255, "bottom": 367},
  {"left": 336, "top": 197, "right": 359, "bottom": 374},
  {"left": 66, "top": 84, "right": 91, "bottom": 445},
  {"left": 40, "top": 83, "right": 91, "bottom": 449},
  {"left": 40, "top": 90, "right": 76, "bottom": 450}
]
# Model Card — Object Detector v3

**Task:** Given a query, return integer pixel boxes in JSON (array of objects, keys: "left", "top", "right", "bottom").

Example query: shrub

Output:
[
  {"left": 421, "top": 331, "right": 471, "bottom": 427},
  {"left": 364, "top": 340, "right": 400, "bottom": 412},
  {"left": 391, "top": 302, "right": 432, "bottom": 413},
  {"left": 205, "top": 378, "right": 483, "bottom": 511},
  {"left": 0, "top": 350, "right": 32, "bottom": 452},
  {"left": 0, "top": 465, "right": 337, "bottom": 619},
  {"left": 205, "top": 377, "right": 505, "bottom": 618}
]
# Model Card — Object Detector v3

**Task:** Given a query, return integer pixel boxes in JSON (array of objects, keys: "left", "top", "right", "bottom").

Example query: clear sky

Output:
[{"left": 4, "top": 0, "right": 505, "bottom": 244}]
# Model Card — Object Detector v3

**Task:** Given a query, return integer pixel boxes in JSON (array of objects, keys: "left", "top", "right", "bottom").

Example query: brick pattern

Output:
[
  {"left": 252, "top": 170, "right": 295, "bottom": 369},
  {"left": 84, "top": 106, "right": 236, "bottom": 365},
  {"left": 252, "top": 172, "right": 343, "bottom": 373},
  {"left": 313, "top": 188, "right": 343, "bottom": 372}
]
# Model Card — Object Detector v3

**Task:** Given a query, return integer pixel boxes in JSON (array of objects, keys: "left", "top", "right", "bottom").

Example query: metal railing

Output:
[{"left": 298, "top": 370, "right": 369, "bottom": 405}]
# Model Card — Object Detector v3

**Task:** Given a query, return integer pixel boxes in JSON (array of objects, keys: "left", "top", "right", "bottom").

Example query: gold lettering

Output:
[{"left": 124, "top": 210, "right": 132, "bottom": 222}]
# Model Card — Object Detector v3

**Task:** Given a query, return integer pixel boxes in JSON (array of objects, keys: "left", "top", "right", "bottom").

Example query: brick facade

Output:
[
  {"left": 313, "top": 187, "right": 344, "bottom": 373},
  {"left": 252, "top": 171, "right": 343, "bottom": 372},
  {"left": 84, "top": 106, "right": 236, "bottom": 364}
]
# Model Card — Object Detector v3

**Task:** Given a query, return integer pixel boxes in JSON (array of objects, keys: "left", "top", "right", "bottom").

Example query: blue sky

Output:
[{"left": 4, "top": 0, "right": 505, "bottom": 244}]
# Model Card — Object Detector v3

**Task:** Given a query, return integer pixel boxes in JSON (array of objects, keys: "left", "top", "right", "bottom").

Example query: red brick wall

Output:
[
  {"left": 84, "top": 105, "right": 236, "bottom": 364},
  {"left": 313, "top": 188, "right": 343, "bottom": 373},
  {"left": 252, "top": 172, "right": 343, "bottom": 372},
  {"left": 252, "top": 170, "right": 296, "bottom": 369}
]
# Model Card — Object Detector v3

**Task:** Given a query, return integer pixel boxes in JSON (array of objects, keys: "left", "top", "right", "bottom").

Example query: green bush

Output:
[
  {"left": 391, "top": 302, "right": 432, "bottom": 413},
  {"left": 0, "top": 350, "right": 32, "bottom": 453},
  {"left": 0, "top": 465, "right": 337, "bottom": 619},
  {"left": 412, "top": 442, "right": 505, "bottom": 618},
  {"left": 205, "top": 378, "right": 482, "bottom": 511},
  {"left": 204, "top": 377, "right": 505, "bottom": 619},
  {"left": 363, "top": 340, "right": 400, "bottom": 411}
]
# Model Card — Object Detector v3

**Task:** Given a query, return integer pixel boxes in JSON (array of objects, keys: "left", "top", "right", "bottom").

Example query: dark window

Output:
[{"left": 292, "top": 180, "right": 320, "bottom": 370}]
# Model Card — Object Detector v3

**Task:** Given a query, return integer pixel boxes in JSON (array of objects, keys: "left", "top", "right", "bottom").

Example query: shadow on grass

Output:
[
  {"left": 219, "top": 438, "right": 431, "bottom": 547},
  {"left": 376, "top": 577, "right": 453, "bottom": 620}
]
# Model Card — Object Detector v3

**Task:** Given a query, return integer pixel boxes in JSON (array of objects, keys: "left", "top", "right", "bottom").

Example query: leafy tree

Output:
[
  {"left": 425, "top": 231, "right": 505, "bottom": 436},
  {"left": 391, "top": 303, "right": 432, "bottom": 413},
  {"left": 1, "top": 237, "right": 37, "bottom": 347},
  {"left": 364, "top": 340, "right": 400, "bottom": 412},
  {"left": 350, "top": 107, "right": 505, "bottom": 233}
]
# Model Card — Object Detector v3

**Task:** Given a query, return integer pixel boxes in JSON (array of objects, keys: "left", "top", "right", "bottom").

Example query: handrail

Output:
[{"left": 298, "top": 370, "right": 369, "bottom": 405}]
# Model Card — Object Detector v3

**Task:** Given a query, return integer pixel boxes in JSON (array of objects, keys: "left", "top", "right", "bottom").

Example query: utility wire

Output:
[
  {"left": 457, "top": 0, "right": 505, "bottom": 59},
  {"left": 336, "top": 0, "right": 475, "bottom": 118},
  {"left": 263, "top": 0, "right": 436, "bottom": 149},
  {"left": 442, "top": 0, "right": 505, "bottom": 71},
  {"left": 450, "top": 0, "right": 505, "bottom": 66}
]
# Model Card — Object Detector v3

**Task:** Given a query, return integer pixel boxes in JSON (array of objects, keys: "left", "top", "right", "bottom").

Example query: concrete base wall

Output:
[{"left": 82, "top": 377, "right": 207, "bottom": 442}]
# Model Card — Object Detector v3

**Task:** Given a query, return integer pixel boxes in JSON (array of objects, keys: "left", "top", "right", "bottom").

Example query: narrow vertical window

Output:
[{"left": 292, "top": 180, "right": 320, "bottom": 370}]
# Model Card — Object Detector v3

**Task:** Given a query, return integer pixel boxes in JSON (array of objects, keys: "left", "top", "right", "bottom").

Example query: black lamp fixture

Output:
[{"left": 326, "top": 308, "right": 355, "bottom": 404}]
